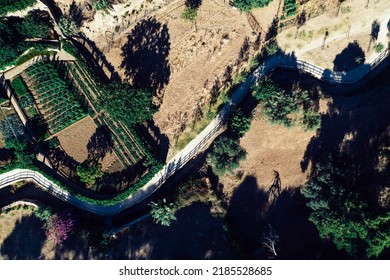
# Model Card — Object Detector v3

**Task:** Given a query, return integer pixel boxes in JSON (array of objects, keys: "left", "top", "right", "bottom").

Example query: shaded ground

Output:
[
  {"left": 277, "top": 0, "right": 390, "bottom": 68},
  {"left": 0, "top": 208, "right": 46, "bottom": 260},
  {"left": 55, "top": 115, "right": 121, "bottom": 172},
  {"left": 111, "top": 203, "right": 233, "bottom": 260}
]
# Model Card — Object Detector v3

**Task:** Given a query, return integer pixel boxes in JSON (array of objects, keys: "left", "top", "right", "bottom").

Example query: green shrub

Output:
[
  {"left": 150, "top": 198, "right": 176, "bottom": 226},
  {"left": 34, "top": 205, "right": 53, "bottom": 221},
  {"left": 374, "top": 43, "right": 385, "bottom": 53},
  {"left": 11, "top": 77, "right": 29, "bottom": 97},
  {"left": 230, "top": 109, "right": 252, "bottom": 137},
  {"left": 252, "top": 78, "right": 321, "bottom": 130},
  {"left": 76, "top": 160, "right": 104, "bottom": 185},
  {"left": 181, "top": 7, "right": 198, "bottom": 22},
  {"left": 233, "top": 0, "right": 272, "bottom": 12},
  {"left": 0, "top": 0, "right": 36, "bottom": 16},
  {"left": 207, "top": 136, "right": 246, "bottom": 176}
]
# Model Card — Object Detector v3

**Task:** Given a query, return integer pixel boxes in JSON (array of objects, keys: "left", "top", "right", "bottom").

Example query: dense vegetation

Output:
[
  {"left": 207, "top": 136, "right": 247, "bottom": 176},
  {"left": 24, "top": 61, "right": 87, "bottom": 135},
  {"left": 301, "top": 153, "right": 390, "bottom": 258},
  {"left": 76, "top": 160, "right": 104, "bottom": 185},
  {"left": 281, "top": 0, "right": 297, "bottom": 19},
  {"left": 150, "top": 199, "right": 177, "bottom": 226},
  {"left": 0, "top": 10, "right": 55, "bottom": 69},
  {"left": 101, "top": 83, "right": 156, "bottom": 127},
  {"left": 233, "top": 0, "right": 272, "bottom": 12},
  {"left": 0, "top": 0, "right": 36, "bottom": 16},
  {"left": 252, "top": 78, "right": 321, "bottom": 130}
]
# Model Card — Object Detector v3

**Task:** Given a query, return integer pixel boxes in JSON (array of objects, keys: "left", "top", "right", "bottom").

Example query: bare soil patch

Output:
[
  {"left": 277, "top": 0, "right": 390, "bottom": 67},
  {"left": 55, "top": 115, "right": 122, "bottom": 172},
  {"left": 0, "top": 208, "right": 47, "bottom": 259},
  {"left": 53, "top": 0, "right": 281, "bottom": 154},
  {"left": 240, "top": 116, "right": 315, "bottom": 188}
]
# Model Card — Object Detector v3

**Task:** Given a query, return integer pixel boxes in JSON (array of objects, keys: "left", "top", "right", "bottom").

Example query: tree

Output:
[
  {"left": 43, "top": 210, "right": 76, "bottom": 245},
  {"left": 102, "top": 82, "right": 156, "bottom": 127},
  {"left": 58, "top": 16, "right": 78, "bottom": 37},
  {"left": 34, "top": 205, "right": 53, "bottom": 222},
  {"left": 5, "top": 138, "right": 34, "bottom": 167},
  {"left": 301, "top": 154, "right": 390, "bottom": 258},
  {"left": 149, "top": 199, "right": 176, "bottom": 226},
  {"left": 207, "top": 136, "right": 247, "bottom": 176},
  {"left": 261, "top": 224, "right": 279, "bottom": 258},
  {"left": 181, "top": 7, "right": 198, "bottom": 22},
  {"left": 233, "top": 0, "right": 272, "bottom": 12},
  {"left": 15, "top": 10, "right": 52, "bottom": 39},
  {"left": 230, "top": 109, "right": 251, "bottom": 137},
  {"left": 76, "top": 160, "right": 104, "bottom": 185}
]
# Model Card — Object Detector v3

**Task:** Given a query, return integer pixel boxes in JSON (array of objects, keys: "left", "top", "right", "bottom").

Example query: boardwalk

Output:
[{"left": 1, "top": 45, "right": 388, "bottom": 215}]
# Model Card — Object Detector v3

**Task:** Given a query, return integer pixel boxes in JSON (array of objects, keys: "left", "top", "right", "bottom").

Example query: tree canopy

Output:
[
  {"left": 301, "top": 154, "right": 390, "bottom": 258},
  {"left": 150, "top": 199, "right": 177, "bottom": 226},
  {"left": 0, "top": 0, "right": 36, "bottom": 16},
  {"left": 76, "top": 160, "right": 104, "bottom": 185},
  {"left": 233, "top": 0, "right": 272, "bottom": 12},
  {"left": 101, "top": 82, "right": 156, "bottom": 127},
  {"left": 207, "top": 136, "right": 246, "bottom": 176}
]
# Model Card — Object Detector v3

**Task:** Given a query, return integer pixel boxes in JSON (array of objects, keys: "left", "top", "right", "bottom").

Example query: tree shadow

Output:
[
  {"left": 225, "top": 176, "right": 268, "bottom": 255},
  {"left": 333, "top": 40, "right": 365, "bottom": 72},
  {"left": 0, "top": 147, "right": 13, "bottom": 163},
  {"left": 93, "top": 162, "right": 145, "bottom": 194},
  {"left": 264, "top": 187, "right": 347, "bottom": 259},
  {"left": 185, "top": 0, "right": 202, "bottom": 9},
  {"left": 87, "top": 125, "right": 113, "bottom": 162},
  {"left": 120, "top": 17, "right": 171, "bottom": 93},
  {"left": 301, "top": 63, "right": 390, "bottom": 178},
  {"left": 1, "top": 215, "right": 46, "bottom": 259},
  {"left": 134, "top": 120, "right": 169, "bottom": 162},
  {"left": 69, "top": 1, "right": 86, "bottom": 28},
  {"left": 370, "top": 20, "right": 380, "bottom": 41},
  {"left": 111, "top": 202, "right": 234, "bottom": 259},
  {"left": 265, "top": 17, "right": 279, "bottom": 41}
]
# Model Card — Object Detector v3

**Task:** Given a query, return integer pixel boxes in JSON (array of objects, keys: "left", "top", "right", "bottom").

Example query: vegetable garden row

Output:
[
  {"left": 23, "top": 61, "right": 87, "bottom": 134},
  {"left": 55, "top": 59, "right": 154, "bottom": 171},
  {"left": 281, "top": 0, "right": 297, "bottom": 20}
]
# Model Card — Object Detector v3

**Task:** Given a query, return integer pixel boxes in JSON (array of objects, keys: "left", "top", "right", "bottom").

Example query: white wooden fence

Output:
[{"left": 0, "top": 47, "right": 389, "bottom": 215}]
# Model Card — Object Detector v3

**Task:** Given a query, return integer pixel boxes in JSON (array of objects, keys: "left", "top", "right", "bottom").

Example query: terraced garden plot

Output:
[
  {"left": 94, "top": 115, "right": 146, "bottom": 168},
  {"left": 57, "top": 59, "right": 154, "bottom": 171},
  {"left": 23, "top": 61, "right": 87, "bottom": 134}
]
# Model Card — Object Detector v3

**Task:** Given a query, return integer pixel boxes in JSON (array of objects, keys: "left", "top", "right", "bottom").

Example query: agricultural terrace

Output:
[
  {"left": 0, "top": 0, "right": 161, "bottom": 196},
  {"left": 0, "top": 7, "right": 59, "bottom": 71},
  {"left": 22, "top": 61, "right": 86, "bottom": 135},
  {"left": 6, "top": 47, "right": 160, "bottom": 194}
]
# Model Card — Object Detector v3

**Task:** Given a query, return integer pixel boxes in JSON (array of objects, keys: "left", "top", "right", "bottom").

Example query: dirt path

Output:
[{"left": 277, "top": 0, "right": 390, "bottom": 68}]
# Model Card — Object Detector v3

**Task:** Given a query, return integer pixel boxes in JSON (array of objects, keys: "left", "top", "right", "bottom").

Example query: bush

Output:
[
  {"left": 181, "top": 7, "right": 198, "bottom": 22},
  {"left": 374, "top": 43, "right": 385, "bottom": 53},
  {"left": 207, "top": 136, "right": 246, "bottom": 176},
  {"left": 230, "top": 109, "right": 251, "bottom": 137},
  {"left": 233, "top": 0, "right": 272, "bottom": 12},
  {"left": 0, "top": 0, "right": 36, "bottom": 16},
  {"left": 58, "top": 16, "right": 78, "bottom": 37},
  {"left": 34, "top": 205, "right": 53, "bottom": 221},
  {"left": 11, "top": 77, "right": 29, "bottom": 97},
  {"left": 150, "top": 199, "right": 176, "bottom": 226},
  {"left": 93, "top": 0, "right": 112, "bottom": 11},
  {"left": 15, "top": 10, "right": 53, "bottom": 39},
  {"left": 252, "top": 78, "right": 321, "bottom": 130},
  {"left": 76, "top": 160, "right": 104, "bottom": 185}
]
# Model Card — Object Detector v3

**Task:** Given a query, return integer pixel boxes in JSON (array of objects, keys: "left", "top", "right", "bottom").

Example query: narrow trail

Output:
[
  {"left": 1, "top": 45, "right": 388, "bottom": 216},
  {"left": 0, "top": 0, "right": 389, "bottom": 216}
]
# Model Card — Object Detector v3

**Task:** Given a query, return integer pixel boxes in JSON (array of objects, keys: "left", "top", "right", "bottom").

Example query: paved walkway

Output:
[
  {"left": 0, "top": 3, "right": 389, "bottom": 215},
  {"left": 1, "top": 44, "right": 389, "bottom": 215}
]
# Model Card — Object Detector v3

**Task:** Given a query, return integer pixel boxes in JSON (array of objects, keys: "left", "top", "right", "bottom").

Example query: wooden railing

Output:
[{"left": 1, "top": 47, "right": 389, "bottom": 215}]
